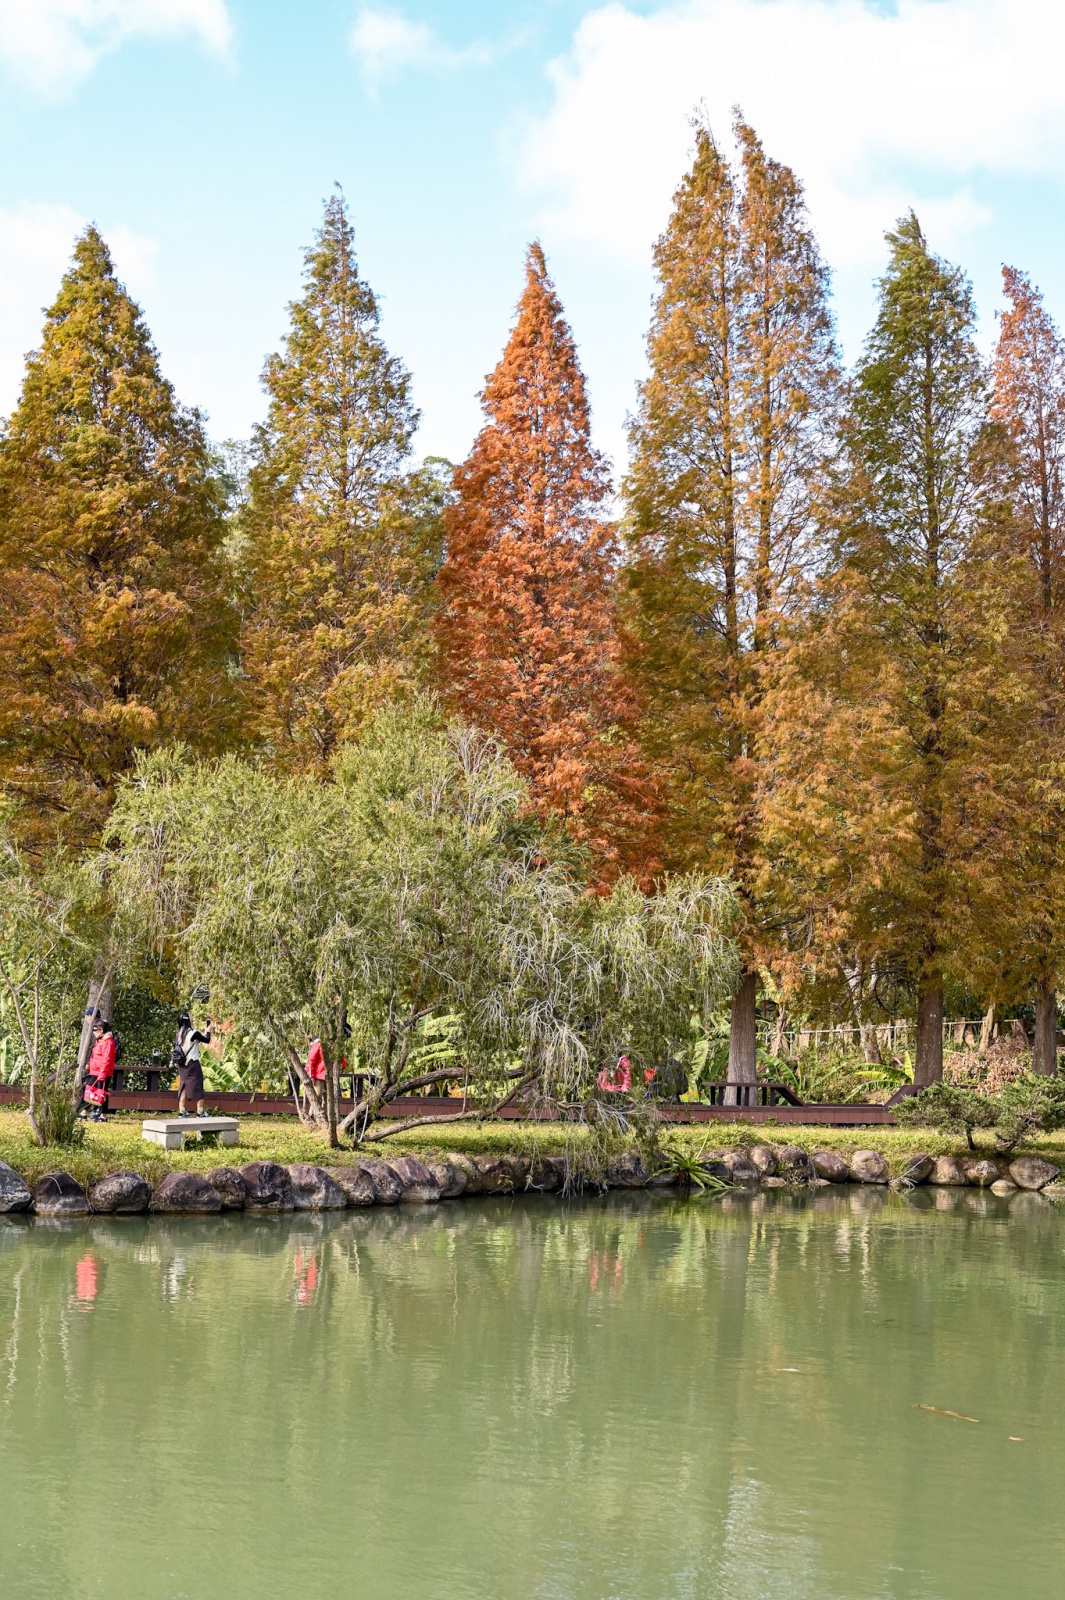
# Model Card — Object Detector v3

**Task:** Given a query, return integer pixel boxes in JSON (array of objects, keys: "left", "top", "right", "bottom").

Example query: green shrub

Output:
[
  {"left": 993, "top": 1075, "right": 1065, "bottom": 1154},
  {"left": 893, "top": 1083, "right": 997, "bottom": 1148},
  {"left": 32, "top": 1077, "right": 86, "bottom": 1148},
  {"left": 894, "top": 1074, "right": 1065, "bottom": 1154}
]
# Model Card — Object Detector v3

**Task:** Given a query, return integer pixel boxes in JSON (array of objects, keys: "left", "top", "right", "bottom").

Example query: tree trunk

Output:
[
  {"left": 979, "top": 1003, "right": 995, "bottom": 1053},
  {"left": 914, "top": 974, "right": 943, "bottom": 1086},
  {"left": 724, "top": 971, "right": 758, "bottom": 1106},
  {"left": 73, "top": 963, "right": 113, "bottom": 1103},
  {"left": 859, "top": 1021, "right": 882, "bottom": 1065},
  {"left": 1033, "top": 978, "right": 1058, "bottom": 1076}
]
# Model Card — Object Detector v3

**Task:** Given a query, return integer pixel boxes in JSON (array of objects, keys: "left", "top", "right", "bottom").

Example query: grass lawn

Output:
[{"left": 2, "top": 1108, "right": 1065, "bottom": 1187}]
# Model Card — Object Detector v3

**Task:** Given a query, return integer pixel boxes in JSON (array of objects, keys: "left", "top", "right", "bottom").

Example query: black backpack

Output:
[{"left": 111, "top": 1031, "right": 123, "bottom": 1064}]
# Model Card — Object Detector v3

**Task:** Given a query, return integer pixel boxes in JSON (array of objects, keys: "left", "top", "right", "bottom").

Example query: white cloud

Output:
[
  {"left": 0, "top": 203, "right": 158, "bottom": 414},
  {"left": 520, "top": 0, "right": 1065, "bottom": 278},
  {"left": 349, "top": 6, "right": 491, "bottom": 84},
  {"left": 0, "top": 0, "right": 232, "bottom": 93}
]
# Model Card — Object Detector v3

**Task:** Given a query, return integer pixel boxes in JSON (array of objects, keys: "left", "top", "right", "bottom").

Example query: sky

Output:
[{"left": 3, "top": 0, "right": 1065, "bottom": 476}]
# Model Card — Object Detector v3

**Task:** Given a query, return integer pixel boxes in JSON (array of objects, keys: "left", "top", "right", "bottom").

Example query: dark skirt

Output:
[{"left": 178, "top": 1060, "right": 205, "bottom": 1102}]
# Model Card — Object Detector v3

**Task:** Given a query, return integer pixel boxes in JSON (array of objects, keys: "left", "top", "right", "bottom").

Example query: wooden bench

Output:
[{"left": 142, "top": 1116, "right": 240, "bottom": 1151}]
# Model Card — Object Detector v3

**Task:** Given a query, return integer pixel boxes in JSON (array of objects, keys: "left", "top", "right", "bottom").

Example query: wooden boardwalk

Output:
[{"left": 0, "top": 1084, "right": 895, "bottom": 1126}]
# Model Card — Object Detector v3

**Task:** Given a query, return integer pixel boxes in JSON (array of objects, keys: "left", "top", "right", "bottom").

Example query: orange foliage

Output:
[{"left": 437, "top": 244, "right": 658, "bottom": 881}]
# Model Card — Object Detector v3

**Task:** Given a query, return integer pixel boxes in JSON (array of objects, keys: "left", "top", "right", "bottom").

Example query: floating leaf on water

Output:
[{"left": 916, "top": 1404, "right": 979, "bottom": 1423}]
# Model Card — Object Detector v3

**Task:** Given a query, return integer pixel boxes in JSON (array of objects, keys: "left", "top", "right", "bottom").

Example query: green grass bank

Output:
[{"left": 3, "top": 1109, "right": 1065, "bottom": 1189}]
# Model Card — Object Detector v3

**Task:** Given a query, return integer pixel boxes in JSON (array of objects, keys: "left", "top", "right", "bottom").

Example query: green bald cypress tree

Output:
[{"left": 0, "top": 227, "right": 235, "bottom": 849}]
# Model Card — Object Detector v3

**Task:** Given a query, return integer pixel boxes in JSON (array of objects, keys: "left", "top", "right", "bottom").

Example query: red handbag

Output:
[{"left": 84, "top": 1081, "right": 107, "bottom": 1106}]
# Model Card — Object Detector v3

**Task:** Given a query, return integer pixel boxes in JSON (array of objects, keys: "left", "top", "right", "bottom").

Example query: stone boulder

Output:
[
  {"left": 88, "top": 1171, "right": 151, "bottom": 1214},
  {"left": 849, "top": 1150, "right": 890, "bottom": 1185},
  {"left": 33, "top": 1172, "right": 89, "bottom": 1218},
  {"left": 205, "top": 1167, "right": 248, "bottom": 1210},
  {"left": 424, "top": 1160, "right": 467, "bottom": 1198},
  {"left": 500, "top": 1154, "right": 530, "bottom": 1190},
  {"left": 810, "top": 1150, "right": 850, "bottom": 1184},
  {"left": 288, "top": 1164, "right": 347, "bottom": 1210},
  {"left": 606, "top": 1152, "right": 649, "bottom": 1189},
  {"left": 696, "top": 1152, "right": 732, "bottom": 1184},
  {"left": 1009, "top": 1156, "right": 1061, "bottom": 1191},
  {"left": 354, "top": 1159, "right": 402, "bottom": 1204},
  {"left": 150, "top": 1172, "right": 222, "bottom": 1214},
  {"left": 240, "top": 1162, "right": 294, "bottom": 1210},
  {"left": 721, "top": 1150, "right": 761, "bottom": 1185},
  {"left": 748, "top": 1145, "right": 779, "bottom": 1177},
  {"left": 929, "top": 1155, "right": 969, "bottom": 1187},
  {"left": 445, "top": 1152, "right": 483, "bottom": 1194},
  {"left": 385, "top": 1156, "right": 440, "bottom": 1203},
  {"left": 0, "top": 1161, "right": 32, "bottom": 1213},
  {"left": 900, "top": 1154, "right": 934, "bottom": 1185},
  {"left": 526, "top": 1157, "right": 560, "bottom": 1193},
  {"left": 778, "top": 1147, "right": 815, "bottom": 1182},
  {"left": 470, "top": 1153, "right": 515, "bottom": 1194},
  {"left": 326, "top": 1166, "right": 377, "bottom": 1206},
  {"left": 964, "top": 1159, "right": 1002, "bottom": 1189},
  {"left": 990, "top": 1178, "right": 1018, "bottom": 1196}
]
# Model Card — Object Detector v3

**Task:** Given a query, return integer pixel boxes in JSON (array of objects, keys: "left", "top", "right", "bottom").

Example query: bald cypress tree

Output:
[
  {"left": 761, "top": 217, "right": 1012, "bottom": 1087},
  {"left": 989, "top": 269, "right": 1065, "bottom": 1072},
  {"left": 625, "top": 119, "right": 839, "bottom": 1092},
  {"left": 239, "top": 192, "right": 444, "bottom": 770},
  {"left": 438, "top": 243, "right": 655, "bottom": 879},
  {"left": 0, "top": 227, "right": 235, "bottom": 849}
]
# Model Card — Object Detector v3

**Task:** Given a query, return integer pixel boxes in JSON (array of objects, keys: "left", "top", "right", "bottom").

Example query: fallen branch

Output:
[{"left": 359, "top": 1073, "right": 536, "bottom": 1142}]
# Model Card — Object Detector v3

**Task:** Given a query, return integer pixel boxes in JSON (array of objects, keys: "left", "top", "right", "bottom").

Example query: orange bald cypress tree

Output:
[
  {"left": 624, "top": 120, "right": 839, "bottom": 1087},
  {"left": 437, "top": 244, "right": 656, "bottom": 879}
]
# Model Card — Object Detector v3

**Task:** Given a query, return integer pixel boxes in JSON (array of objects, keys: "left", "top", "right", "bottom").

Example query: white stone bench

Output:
[{"left": 142, "top": 1117, "right": 240, "bottom": 1151}]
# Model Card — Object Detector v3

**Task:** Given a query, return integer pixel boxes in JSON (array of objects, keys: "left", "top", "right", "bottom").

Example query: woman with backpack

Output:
[{"left": 173, "top": 1012, "right": 212, "bottom": 1118}]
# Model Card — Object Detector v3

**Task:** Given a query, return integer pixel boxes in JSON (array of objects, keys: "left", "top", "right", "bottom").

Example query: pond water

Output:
[{"left": 1, "top": 1186, "right": 1064, "bottom": 1599}]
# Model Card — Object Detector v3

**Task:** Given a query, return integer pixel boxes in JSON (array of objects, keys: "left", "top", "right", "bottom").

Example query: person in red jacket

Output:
[
  {"left": 306, "top": 1039, "right": 326, "bottom": 1083},
  {"left": 83, "top": 1016, "right": 116, "bottom": 1122},
  {"left": 596, "top": 1055, "right": 632, "bottom": 1094}
]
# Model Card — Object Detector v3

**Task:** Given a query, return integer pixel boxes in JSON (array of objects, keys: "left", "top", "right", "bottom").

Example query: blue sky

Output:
[{"left": 2, "top": 0, "right": 1065, "bottom": 474}]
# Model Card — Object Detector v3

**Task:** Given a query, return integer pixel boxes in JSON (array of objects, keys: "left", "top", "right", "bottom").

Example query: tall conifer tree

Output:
[
  {"left": 990, "top": 267, "right": 1065, "bottom": 1072},
  {"left": 239, "top": 192, "right": 444, "bottom": 769},
  {"left": 762, "top": 216, "right": 1002, "bottom": 1085},
  {"left": 0, "top": 228, "right": 234, "bottom": 849},
  {"left": 625, "top": 118, "right": 838, "bottom": 1090},
  {"left": 437, "top": 243, "right": 654, "bottom": 878}
]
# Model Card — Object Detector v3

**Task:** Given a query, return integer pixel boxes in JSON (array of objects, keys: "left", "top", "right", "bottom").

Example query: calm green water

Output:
[{"left": 1, "top": 1187, "right": 1064, "bottom": 1599}]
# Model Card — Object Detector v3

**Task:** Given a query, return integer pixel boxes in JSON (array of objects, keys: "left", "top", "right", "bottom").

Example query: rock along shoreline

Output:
[{"left": 1, "top": 1145, "right": 1064, "bottom": 1217}]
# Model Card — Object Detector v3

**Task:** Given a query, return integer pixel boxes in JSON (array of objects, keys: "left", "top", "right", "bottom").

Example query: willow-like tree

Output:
[
  {"left": 239, "top": 191, "right": 445, "bottom": 770},
  {"left": 0, "top": 228, "right": 235, "bottom": 850},
  {"left": 438, "top": 243, "right": 655, "bottom": 878},
  {"left": 624, "top": 117, "right": 839, "bottom": 1091},
  {"left": 989, "top": 267, "right": 1065, "bottom": 1073}
]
